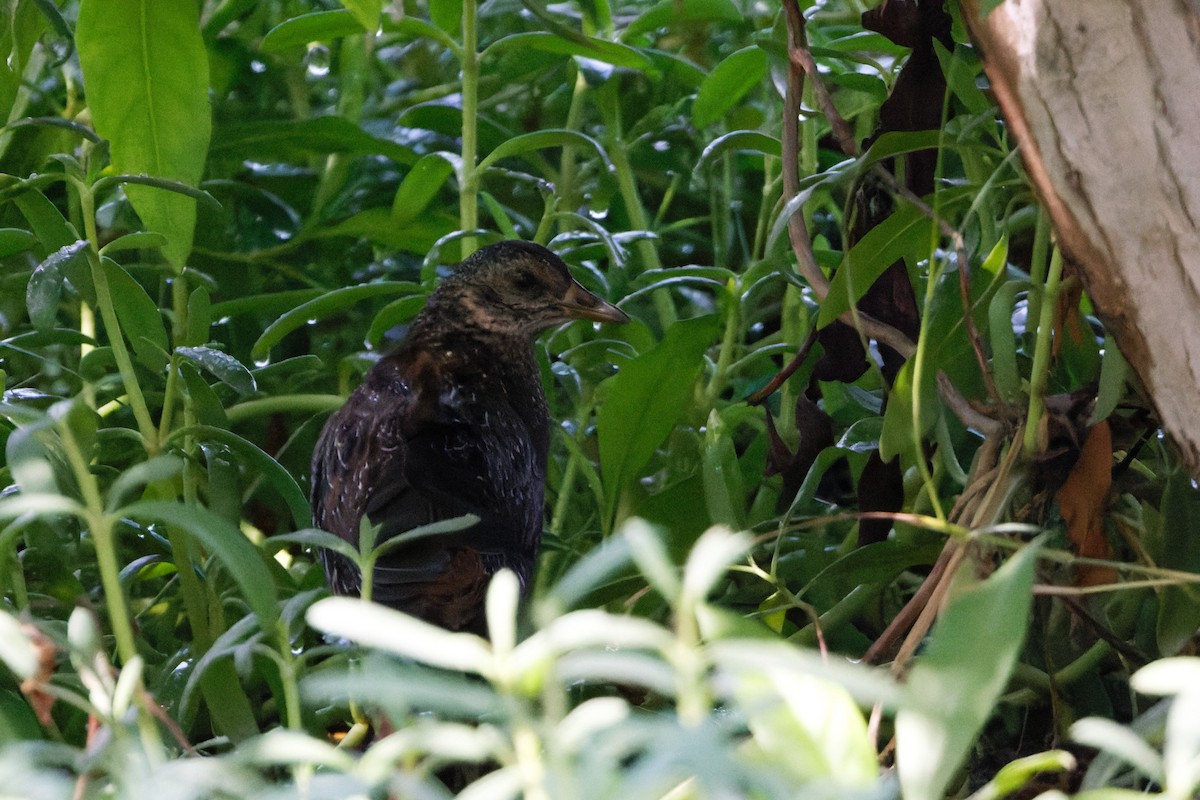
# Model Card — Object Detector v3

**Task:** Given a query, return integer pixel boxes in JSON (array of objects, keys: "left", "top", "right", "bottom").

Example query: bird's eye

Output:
[{"left": 513, "top": 270, "right": 540, "bottom": 293}]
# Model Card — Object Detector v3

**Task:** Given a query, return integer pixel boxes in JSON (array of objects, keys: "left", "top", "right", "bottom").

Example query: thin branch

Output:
[
  {"left": 746, "top": 327, "right": 818, "bottom": 405},
  {"left": 882, "top": 173, "right": 1001, "bottom": 403},
  {"left": 781, "top": 0, "right": 917, "bottom": 360}
]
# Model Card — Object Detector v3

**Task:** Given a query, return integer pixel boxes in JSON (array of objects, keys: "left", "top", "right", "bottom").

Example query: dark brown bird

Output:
[{"left": 311, "top": 240, "right": 628, "bottom": 634}]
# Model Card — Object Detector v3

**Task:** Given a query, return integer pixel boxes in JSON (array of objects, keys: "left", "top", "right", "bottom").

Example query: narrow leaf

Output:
[
  {"left": 597, "top": 315, "right": 720, "bottom": 524},
  {"left": 171, "top": 425, "right": 311, "bottom": 532},
  {"left": 339, "top": 0, "right": 381, "bottom": 33},
  {"left": 120, "top": 499, "right": 279, "bottom": 627},
  {"left": 27, "top": 241, "right": 88, "bottom": 330},
  {"left": 819, "top": 202, "right": 932, "bottom": 328},
  {"left": 896, "top": 541, "right": 1040, "bottom": 799},
  {"left": 692, "top": 46, "right": 768, "bottom": 128},
  {"left": 478, "top": 129, "right": 612, "bottom": 173},
  {"left": 176, "top": 346, "right": 257, "bottom": 396},
  {"left": 77, "top": 0, "right": 211, "bottom": 270},
  {"left": 392, "top": 154, "right": 456, "bottom": 226},
  {"left": 251, "top": 282, "right": 419, "bottom": 363},
  {"left": 260, "top": 10, "right": 364, "bottom": 52},
  {"left": 102, "top": 257, "right": 170, "bottom": 371},
  {"left": 307, "top": 597, "right": 490, "bottom": 673},
  {"left": 482, "top": 32, "right": 651, "bottom": 71}
]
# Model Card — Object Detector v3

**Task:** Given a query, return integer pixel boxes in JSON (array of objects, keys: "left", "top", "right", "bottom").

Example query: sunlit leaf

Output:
[
  {"left": 77, "top": 0, "right": 211, "bottom": 269},
  {"left": 896, "top": 540, "right": 1040, "bottom": 799},
  {"left": 307, "top": 597, "right": 490, "bottom": 674}
]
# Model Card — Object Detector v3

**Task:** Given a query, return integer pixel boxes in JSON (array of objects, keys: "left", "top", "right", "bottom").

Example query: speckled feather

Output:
[{"left": 311, "top": 241, "right": 627, "bottom": 634}]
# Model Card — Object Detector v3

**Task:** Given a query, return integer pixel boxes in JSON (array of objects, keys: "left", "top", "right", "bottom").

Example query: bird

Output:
[{"left": 310, "top": 240, "right": 629, "bottom": 635}]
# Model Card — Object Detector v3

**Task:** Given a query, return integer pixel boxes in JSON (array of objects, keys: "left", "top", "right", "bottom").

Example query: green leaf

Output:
[
  {"left": 692, "top": 46, "right": 768, "bottom": 128},
  {"left": 366, "top": 295, "right": 426, "bottom": 348},
  {"left": 184, "top": 285, "right": 212, "bottom": 348},
  {"left": 934, "top": 40, "right": 992, "bottom": 116},
  {"left": 211, "top": 117, "right": 417, "bottom": 165},
  {"left": 623, "top": 519, "right": 681, "bottom": 601},
  {"left": 176, "top": 346, "right": 257, "bottom": 396},
  {"left": 102, "top": 257, "right": 170, "bottom": 371},
  {"left": 312, "top": 207, "right": 456, "bottom": 253},
  {"left": 681, "top": 525, "right": 750, "bottom": 603},
  {"left": 478, "top": 129, "right": 613, "bottom": 173},
  {"left": 969, "top": 750, "right": 1077, "bottom": 800},
  {"left": 172, "top": 425, "right": 311, "bottom": 532},
  {"left": 77, "top": 0, "right": 211, "bottom": 270},
  {"left": 896, "top": 540, "right": 1040, "bottom": 799},
  {"left": 178, "top": 361, "right": 228, "bottom": 428},
  {"left": 696, "top": 130, "right": 781, "bottom": 173},
  {"left": 98, "top": 231, "right": 169, "bottom": 257},
  {"left": 988, "top": 280, "right": 1025, "bottom": 405},
  {"left": 854, "top": 130, "right": 946, "bottom": 176},
  {"left": 1156, "top": 471, "right": 1200, "bottom": 656},
  {"left": 269, "top": 528, "right": 359, "bottom": 563},
  {"left": 120, "top": 499, "right": 278, "bottom": 628},
  {"left": 250, "top": 281, "right": 420, "bottom": 363},
  {"left": 623, "top": 0, "right": 742, "bottom": 40},
  {"left": 482, "top": 32, "right": 652, "bottom": 71},
  {"left": 260, "top": 10, "right": 365, "bottom": 51},
  {"left": 819, "top": 202, "right": 933, "bottom": 328},
  {"left": 27, "top": 241, "right": 87, "bottom": 330},
  {"left": 428, "top": 0, "right": 462, "bottom": 34},
  {"left": 92, "top": 175, "right": 222, "bottom": 213},
  {"left": 734, "top": 668, "right": 879, "bottom": 786},
  {"left": 0, "top": 610, "right": 37, "bottom": 680},
  {"left": 14, "top": 190, "right": 78, "bottom": 252},
  {"left": 597, "top": 315, "right": 720, "bottom": 525},
  {"left": 339, "top": 0, "right": 381, "bottom": 32},
  {"left": 1091, "top": 333, "right": 1130, "bottom": 425},
  {"left": 391, "top": 153, "right": 456, "bottom": 226},
  {"left": 0, "top": 228, "right": 37, "bottom": 258},
  {"left": 105, "top": 455, "right": 184, "bottom": 513},
  {"left": 702, "top": 409, "right": 745, "bottom": 528},
  {"left": 307, "top": 597, "right": 490, "bottom": 673},
  {"left": 1070, "top": 717, "right": 1163, "bottom": 785}
]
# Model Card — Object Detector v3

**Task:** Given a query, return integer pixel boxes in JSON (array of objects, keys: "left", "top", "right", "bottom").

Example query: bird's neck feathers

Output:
[{"left": 401, "top": 295, "right": 544, "bottom": 402}]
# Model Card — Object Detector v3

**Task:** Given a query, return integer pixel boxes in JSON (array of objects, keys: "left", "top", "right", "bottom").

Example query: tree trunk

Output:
[{"left": 960, "top": 0, "right": 1200, "bottom": 474}]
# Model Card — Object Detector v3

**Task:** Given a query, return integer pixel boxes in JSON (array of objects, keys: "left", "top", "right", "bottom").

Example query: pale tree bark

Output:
[{"left": 960, "top": 0, "right": 1200, "bottom": 474}]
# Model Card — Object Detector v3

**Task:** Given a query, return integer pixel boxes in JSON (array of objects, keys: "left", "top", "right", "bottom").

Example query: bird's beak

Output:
[{"left": 559, "top": 280, "right": 630, "bottom": 324}]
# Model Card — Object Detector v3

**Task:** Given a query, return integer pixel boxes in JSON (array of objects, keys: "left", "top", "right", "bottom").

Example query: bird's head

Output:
[{"left": 433, "top": 240, "right": 629, "bottom": 337}]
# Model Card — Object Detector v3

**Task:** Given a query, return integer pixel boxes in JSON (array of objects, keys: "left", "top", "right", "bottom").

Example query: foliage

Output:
[{"left": 0, "top": 0, "right": 1197, "bottom": 798}]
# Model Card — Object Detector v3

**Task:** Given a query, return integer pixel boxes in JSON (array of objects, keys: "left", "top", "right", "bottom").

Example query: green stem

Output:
[
  {"left": 156, "top": 274, "right": 189, "bottom": 443},
  {"left": 549, "top": 402, "right": 593, "bottom": 535},
  {"left": 599, "top": 89, "right": 671, "bottom": 327},
  {"left": 226, "top": 394, "right": 345, "bottom": 424},
  {"left": 77, "top": 181, "right": 159, "bottom": 454},
  {"left": 1023, "top": 244, "right": 1064, "bottom": 457},
  {"left": 705, "top": 280, "right": 741, "bottom": 405},
  {"left": 1027, "top": 206, "right": 1051, "bottom": 326},
  {"left": 459, "top": 1, "right": 480, "bottom": 256},
  {"left": 59, "top": 422, "right": 139, "bottom": 666},
  {"left": 557, "top": 66, "right": 589, "bottom": 224},
  {"left": 274, "top": 623, "right": 304, "bottom": 730},
  {"left": 311, "top": 35, "right": 371, "bottom": 221}
]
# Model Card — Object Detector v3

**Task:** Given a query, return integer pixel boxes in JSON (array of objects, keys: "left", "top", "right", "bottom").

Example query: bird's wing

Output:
[{"left": 311, "top": 356, "right": 493, "bottom": 628}]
